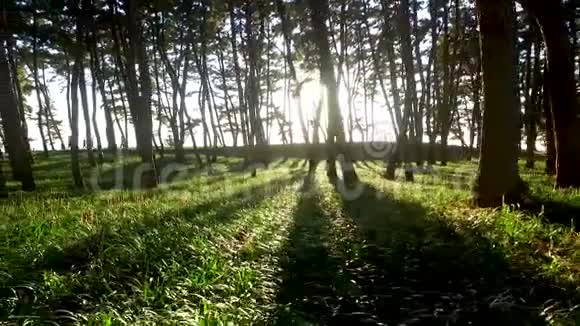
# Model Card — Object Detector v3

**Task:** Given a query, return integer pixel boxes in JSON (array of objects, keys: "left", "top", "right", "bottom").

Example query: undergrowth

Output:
[{"left": 0, "top": 154, "right": 578, "bottom": 325}]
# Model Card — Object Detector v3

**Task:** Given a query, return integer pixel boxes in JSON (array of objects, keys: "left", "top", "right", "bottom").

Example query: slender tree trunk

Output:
[
  {"left": 78, "top": 58, "right": 96, "bottom": 166},
  {"left": 228, "top": 2, "right": 249, "bottom": 146},
  {"left": 525, "top": 41, "right": 541, "bottom": 169},
  {"left": 92, "top": 38, "right": 117, "bottom": 154},
  {"left": 40, "top": 64, "right": 65, "bottom": 150},
  {"left": 0, "top": 39, "right": 35, "bottom": 191},
  {"left": 469, "top": 59, "right": 482, "bottom": 159},
  {"left": 217, "top": 35, "right": 240, "bottom": 146},
  {"left": 543, "top": 65, "right": 556, "bottom": 176},
  {"left": 151, "top": 42, "right": 165, "bottom": 158},
  {"left": 276, "top": 0, "right": 309, "bottom": 144},
  {"left": 89, "top": 54, "right": 104, "bottom": 164},
  {"left": 411, "top": 0, "right": 425, "bottom": 166},
  {"left": 107, "top": 78, "right": 126, "bottom": 148},
  {"left": 427, "top": 0, "right": 439, "bottom": 165},
  {"left": 32, "top": 11, "right": 48, "bottom": 157},
  {"left": 40, "top": 65, "right": 55, "bottom": 152},
  {"left": 381, "top": 0, "right": 404, "bottom": 133},
  {"left": 439, "top": 3, "right": 451, "bottom": 165},
  {"left": 156, "top": 15, "right": 185, "bottom": 162},
  {"left": 473, "top": 0, "right": 523, "bottom": 207},
  {"left": 70, "top": 0, "right": 85, "bottom": 189}
]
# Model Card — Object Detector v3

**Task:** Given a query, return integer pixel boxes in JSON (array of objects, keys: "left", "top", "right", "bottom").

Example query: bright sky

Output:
[{"left": 26, "top": 66, "right": 400, "bottom": 151}]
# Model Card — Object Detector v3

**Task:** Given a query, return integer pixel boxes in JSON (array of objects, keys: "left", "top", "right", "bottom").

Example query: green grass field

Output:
[{"left": 0, "top": 154, "right": 579, "bottom": 325}]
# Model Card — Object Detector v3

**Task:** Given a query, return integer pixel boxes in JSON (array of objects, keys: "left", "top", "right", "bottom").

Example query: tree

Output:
[
  {"left": 121, "top": 0, "right": 157, "bottom": 188},
  {"left": 307, "top": 0, "right": 358, "bottom": 186},
  {"left": 0, "top": 39, "right": 35, "bottom": 191},
  {"left": 525, "top": 0, "right": 580, "bottom": 188},
  {"left": 70, "top": 0, "right": 85, "bottom": 189},
  {"left": 276, "top": 0, "right": 309, "bottom": 144},
  {"left": 473, "top": 0, "right": 523, "bottom": 207}
]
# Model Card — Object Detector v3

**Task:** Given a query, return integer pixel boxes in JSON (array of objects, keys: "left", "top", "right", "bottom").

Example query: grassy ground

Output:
[{"left": 0, "top": 153, "right": 578, "bottom": 325}]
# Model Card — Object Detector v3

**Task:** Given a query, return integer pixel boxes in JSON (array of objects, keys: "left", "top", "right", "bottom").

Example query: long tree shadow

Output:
[
  {"left": 1, "top": 172, "right": 305, "bottom": 322},
  {"left": 328, "top": 181, "right": 576, "bottom": 325},
  {"left": 275, "top": 175, "right": 358, "bottom": 324}
]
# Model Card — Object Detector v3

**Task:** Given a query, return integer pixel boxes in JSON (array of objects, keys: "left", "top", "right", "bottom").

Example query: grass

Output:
[{"left": 0, "top": 153, "right": 579, "bottom": 325}]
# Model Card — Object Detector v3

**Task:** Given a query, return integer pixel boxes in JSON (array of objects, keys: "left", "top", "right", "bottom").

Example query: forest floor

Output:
[{"left": 0, "top": 153, "right": 579, "bottom": 325}]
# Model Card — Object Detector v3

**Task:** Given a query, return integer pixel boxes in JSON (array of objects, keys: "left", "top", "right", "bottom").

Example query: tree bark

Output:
[
  {"left": 89, "top": 51, "right": 104, "bottom": 164},
  {"left": 525, "top": 40, "right": 541, "bottom": 169},
  {"left": 308, "top": 0, "right": 358, "bottom": 186},
  {"left": 78, "top": 56, "right": 96, "bottom": 166},
  {"left": 543, "top": 65, "right": 556, "bottom": 176},
  {"left": 473, "top": 0, "right": 523, "bottom": 207},
  {"left": 396, "top": 0, "right": 418, "bottom": 180},
  {"left": 525, "top": 0, "right": 580, "bottom": 187},
  {"left": 0, "top": 40, "right": 35, "bottom": 191},
  {"left": 6, "top": 39, "right": 32, "bottom": 160},
  {"left": 123, "top": 0, "right": 157, "bottom": 188}
]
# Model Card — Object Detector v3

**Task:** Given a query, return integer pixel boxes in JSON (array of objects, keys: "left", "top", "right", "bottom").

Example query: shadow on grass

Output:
[
  {"left": 329, "top": 181, "right": 576, "bottom": 325},
  {"left": 289, "top": 159, "right": 301, "bottom": 169},
  {"left": 1, "top": 171, "right": 305, "bottom": 322},
  {"left": 275, "top": 176, "right": 576, "bottom": 325},
  {"left": 271, "top": 157, "right": 289, "bottom": 169},
  {"left": 275, "top": 175, "right": 357, "bottom": 324},
  {"left": 522, "top": 197, "right": 580, "bottom": 231}
]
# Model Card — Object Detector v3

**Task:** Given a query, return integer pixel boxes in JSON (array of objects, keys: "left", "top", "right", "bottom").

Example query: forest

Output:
[{"left": 0, "top": 0, "right": 579, "bottom": 324}]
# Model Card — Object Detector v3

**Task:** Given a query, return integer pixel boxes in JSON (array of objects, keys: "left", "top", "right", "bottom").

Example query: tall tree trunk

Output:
[
  {"left": 40, "top": 64, "right": 55, "bottom": 152},
  {"left": 123, "top": 0, "right": 157, "bottom": 188},
  {"left": 151, "top": 41, "right": 165, "bottom": 158},
  {"left": 40, "top": 64, "right": 65, "bottom": 150},
  {"left": 0, "top": 40, "right": 35, "bottom": 191},
  {"left": 308, "top": 0, "right": 358, "bottom": 186},
  {"left": 70, "top": 54, "right": 84, "bottom": 188},
  {"left": 107, "top": 78, "right": 126, "bottom": 149},
  {"left": 155, "top": 14, "right": 185, "bottom": 162},
  {"left": 7, "top": 40, "right": 32, "bottom": 159},
  {"left": 473, "top": 0, "right": 523, "bottom": 207},
  {"left": 228, "top": 1, "right": 249, "bottom": 146},
  {"left": 526, "top": 0, "right": 580, "bottom": 188},
  {"left": 89, "top": 52, "right": 104, "bottom": 164},
  {"left": 396, "top": 0, "right": 418, "bottom": 181},
  {"left": 381, "top": 0, "right": 404, "bottom": 133},
  {"left": 439, "top": 2, "right": 451, "bottom": 165},
  {"left": 92, "top": 38, "right": 117, "bottom": 154},
  {"left": 78, "top": 58, "right": 96, "bottom": 166},
  {"left": 32, "top": 11, "right": 48, "bottom": 157},
  {"left": 276, "top": 0, "right": 309, "bottom": 144},
  {"left": 217, "top": 35, "right": 240, "bottom": 146},
  {"left": 469, "top": 58, "right": 482, "bottom": 158},
  {"left": 543, "top": 65, "right": 556, "bottom": 176},
  {"left": 69, "top": 0, "right": 85, "bottom": 188},
  {"left": 411, "top": 0, "right": 425, "bottom": 166},
  {"left": 525, "top": 41, "right": 541, "bottom": 169},
  {"left": 426, "top": 0, "right": 440, "bottom": 165}
]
